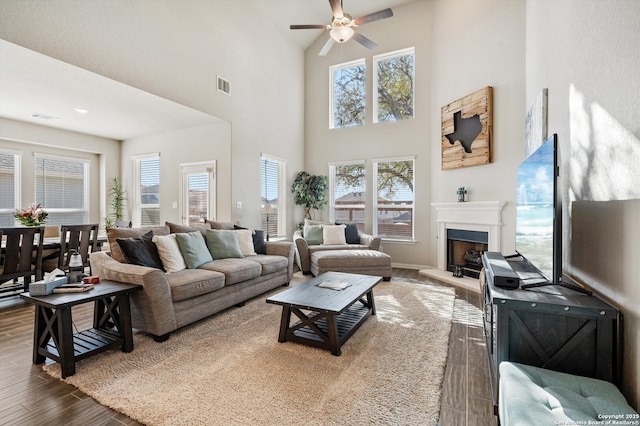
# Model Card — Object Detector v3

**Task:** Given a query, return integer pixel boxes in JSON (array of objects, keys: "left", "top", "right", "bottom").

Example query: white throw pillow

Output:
[
  {"left": 235, "top": 229, "right": 257, "bottom": 256},
  {"left": 153, "top": 233, "right": 187, "bottom": 273},
  {"left": 322, "top": 224, "right": 346, "bottom": 245}
]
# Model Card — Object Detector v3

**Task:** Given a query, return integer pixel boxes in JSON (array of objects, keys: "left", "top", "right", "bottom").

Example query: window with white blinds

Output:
[
  {"left": 134, "top": 154, "right": 160, "bottom": 226},
  {"left": 260, "top": 155, "right": 286, "bottom": 240},
  {"left": 0, "top": 150, "right": 21, "bottom": 227},
  {"left": 34, "top": 153, "right": 89, "bottom": 225}
]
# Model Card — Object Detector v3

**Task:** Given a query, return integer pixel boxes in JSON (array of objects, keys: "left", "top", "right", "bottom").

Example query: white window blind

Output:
[
  {"left": 329, "top": 161, "right": 366, "bottom": 231},
  {"left": 134, "top": 154, "right": 160, "bottom": 227},
  {"left": 0, "top": 150, "right": 21, "bottom": 227},
  {"left": 34, "top": 153, "right": 89, "bottom": 225},
  {"left": 373, "top": 157, "right": 415, "bottom": 240},
  {"left": 260, "top": 155, "right": 286, "bottom": 240}
]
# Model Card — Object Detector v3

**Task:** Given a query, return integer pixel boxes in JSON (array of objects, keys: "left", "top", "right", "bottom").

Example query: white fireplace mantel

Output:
[{"left": 432, "top": 201, "right": 506, "bottom": 271}]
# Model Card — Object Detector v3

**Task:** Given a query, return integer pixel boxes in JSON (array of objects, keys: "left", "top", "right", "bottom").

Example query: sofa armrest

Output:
[
  {"left": 293, "top": 230, "right": 310, "bottom": 273},
  {"left": 89, "top": 251, "right": 177, "bottom": 336},
  {"left": 264, "top": 241, "right": 295, "bottom": 281},
  {"left": 359, "top": 232, "right": 382, "bottom": 251}
]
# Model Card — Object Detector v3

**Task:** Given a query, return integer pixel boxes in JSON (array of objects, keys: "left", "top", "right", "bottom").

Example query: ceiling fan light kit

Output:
[{"left": 290, "top": 0, "right": 393, "bottom": 56}]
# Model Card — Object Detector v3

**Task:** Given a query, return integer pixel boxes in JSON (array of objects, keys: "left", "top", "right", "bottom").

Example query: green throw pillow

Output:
[
  {"left": 303, "top": 224, "right": 323, "bottom": 245},
  {"left": 175, "top": 231, "right": 213, "bottom": 269},
  {"left": 205, "top": 229, "right": 244, "bottom": 259}
]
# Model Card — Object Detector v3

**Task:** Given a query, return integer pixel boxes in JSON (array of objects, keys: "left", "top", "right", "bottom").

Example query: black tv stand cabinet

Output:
[{"left": 481, "top": 252, "right": 621, "bottom": 411}]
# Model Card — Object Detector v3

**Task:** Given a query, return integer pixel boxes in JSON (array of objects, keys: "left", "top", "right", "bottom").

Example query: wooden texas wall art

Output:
[{"left": 441, "top": 86, "right": 493, "bottom": 170}]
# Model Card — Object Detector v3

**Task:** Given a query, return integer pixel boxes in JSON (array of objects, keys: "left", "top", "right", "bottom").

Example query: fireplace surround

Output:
[{"left": 420, "top": 201, "right": 506, "bottom": 292}]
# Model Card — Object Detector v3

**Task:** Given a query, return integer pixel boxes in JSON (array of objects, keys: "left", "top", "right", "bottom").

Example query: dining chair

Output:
[
  {"left": 0, "top": 226, "right": 45, "bottom": 295},
  {"left": 43, "top": 224, "right": 99, "bottom": 275}
]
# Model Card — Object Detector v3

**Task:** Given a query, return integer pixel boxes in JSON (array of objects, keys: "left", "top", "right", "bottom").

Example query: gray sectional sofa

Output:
[{"left": 90, "top": 223, "right": 295, "bottom": 341}]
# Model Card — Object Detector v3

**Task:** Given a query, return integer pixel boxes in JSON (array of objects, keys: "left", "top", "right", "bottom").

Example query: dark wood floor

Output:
[{"left": 0, "top": 269, "right": 496, "bottom": 426}]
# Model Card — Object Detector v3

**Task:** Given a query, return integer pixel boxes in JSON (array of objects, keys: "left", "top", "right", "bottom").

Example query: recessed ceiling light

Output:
[
  {"left": 32, "top": 113, "right": 61, "bottom": 121},
  {"left": 75, "top": 108, "right": 89, "bottom": 114}
]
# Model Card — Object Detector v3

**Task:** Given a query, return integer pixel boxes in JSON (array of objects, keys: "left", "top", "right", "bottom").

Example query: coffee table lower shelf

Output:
[{"left": 282, "top": 301, "right": 372, "bottom": 356}]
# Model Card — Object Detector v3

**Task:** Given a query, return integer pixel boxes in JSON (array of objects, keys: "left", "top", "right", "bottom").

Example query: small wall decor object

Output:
[
  {"left": 457, "top": 187, "right": 468, "bottom": 202},
  {"left": 525, "top": 88, "right": 548, "bottom": 156},
  {"left": 441, "top": 86, "right": 493, "bottom": 170}
]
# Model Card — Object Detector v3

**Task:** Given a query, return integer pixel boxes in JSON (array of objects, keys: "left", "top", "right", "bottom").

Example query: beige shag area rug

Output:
[{"left": 44, "top": 278, "right": 455, "bottom": 426}]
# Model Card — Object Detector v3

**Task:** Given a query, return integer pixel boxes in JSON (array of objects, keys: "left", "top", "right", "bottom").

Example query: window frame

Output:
[
  {"left": 132, "top": 153, "right": 161, "bottom": 227},
  {"left": 0, "top": 149, "right": 22, "bottom": 227},
  {"left": 373, "top": 47, "right": 415, "bottom": 124},
  {"left": 329, "top": 58, "right": 366, "bottom": 129},
  {"left": 34, "top": 152, "right": 90, "bottom": 226},
  {"left": 328, "top": 160, "right": 366, "bottom": 230},
  {"left": 372, "top": 156, "right": 415, "bottom": 242},
  {"left": 260, "top": 154, "right": 287, "bottom": 240},
  {"left": 180, "top": 161, "right": 216, "bottom": 225}
]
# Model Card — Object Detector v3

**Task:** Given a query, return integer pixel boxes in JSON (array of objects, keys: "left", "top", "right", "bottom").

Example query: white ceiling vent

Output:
[{"left": 217, "top": 76, "right": 230, "bottom": 95}]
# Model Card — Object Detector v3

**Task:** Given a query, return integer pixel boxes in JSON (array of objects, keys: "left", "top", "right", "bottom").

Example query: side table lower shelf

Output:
[{"left": 21, "top": 281, "right": 140, "bottom": 378}]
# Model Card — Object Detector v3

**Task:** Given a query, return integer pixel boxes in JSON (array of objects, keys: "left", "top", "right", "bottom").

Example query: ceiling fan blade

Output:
[
  {"left": 352, "top": 32, "right": 377, "bottom": 50},
  {"left": 354, "top": 8, "right": 393, "bottom": 26},
  {"left": 290, "top": 24, "right": 330, "bottom": 30},
  {"left": 329, "top": 0, "right": 344, "bottom": 18},
  {"left": 319, "top": 37, "right": 336, "bottom": 56}
]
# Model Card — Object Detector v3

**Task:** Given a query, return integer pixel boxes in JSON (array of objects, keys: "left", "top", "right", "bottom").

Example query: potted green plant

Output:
[
  {"left": 105, "top": 177, "right": 127, "bottom": 227},
  {"left": 291, "top": 171, "right": 328, "bottom": 227}
]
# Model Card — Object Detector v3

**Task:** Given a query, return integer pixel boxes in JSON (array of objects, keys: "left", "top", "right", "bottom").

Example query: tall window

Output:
[
  {"left": 181, "top": 161, "right": 216, "bottom": 225},
  {"left": 260, "top": 154, "right": 286, "bottom": 240},
  {"left": 330, "top": 58, "right": 366, "bottom": 129},
  {"left": 373, "top": 47, "right": 415, "bottom": 123},
  {"left": 0, "top": 150, "right": 21, "bottom": 227},
  {"left": 134, "top": 154, "right": 160, "bottom": 227},
  {"left": 329, "top": 161, "right": 366, "bottom": 231},
  {"left": 373, "top": 157, "right": 415, "bottom": 241},
  {"left": 34, "top": 154, "right": 89, "bottom": 225}
]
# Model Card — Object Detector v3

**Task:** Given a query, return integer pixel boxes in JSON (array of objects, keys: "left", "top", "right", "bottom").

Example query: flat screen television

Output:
[{"left": 515, "top": 134, "right": 562, "bottom": 285}]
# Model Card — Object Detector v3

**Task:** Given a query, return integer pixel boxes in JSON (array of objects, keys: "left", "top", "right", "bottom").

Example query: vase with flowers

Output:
[{"left": 14, "top": 203, "right": 48, "bottom": 226}]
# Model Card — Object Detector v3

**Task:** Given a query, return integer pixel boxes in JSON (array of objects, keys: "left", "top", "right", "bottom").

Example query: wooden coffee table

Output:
[
  {"left": 266, "top": 272, "right": 382, "bottom": 356},
  {"left": 20, "top": 280, "right": 140, "bottom": 378}
]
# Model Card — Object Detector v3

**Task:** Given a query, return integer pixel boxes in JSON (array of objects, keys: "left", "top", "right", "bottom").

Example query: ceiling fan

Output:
[{"left": 290, "top": 0, "right": 393, "bottom": 56}]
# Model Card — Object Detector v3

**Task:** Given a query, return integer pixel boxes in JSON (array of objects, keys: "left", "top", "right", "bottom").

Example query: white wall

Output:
[
  {"left": 304, "top": 0, "right": 525, "bottom": 269},
  {"left": 526, "top": 0, "right": 640, "bottom": 409},
  {"left": 121, "top": 123, "right": 232, "bottom": 224},
  {"left": 0, "top": 117, "right": 120, "bottom": 225},
  {"left": 0, "top": 0, "right": 305, "bottom": 235}
]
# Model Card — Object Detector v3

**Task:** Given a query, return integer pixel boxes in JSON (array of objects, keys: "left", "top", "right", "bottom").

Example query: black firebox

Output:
[{"left": 447, "top": 229, "right": 488, "bottom": 279}]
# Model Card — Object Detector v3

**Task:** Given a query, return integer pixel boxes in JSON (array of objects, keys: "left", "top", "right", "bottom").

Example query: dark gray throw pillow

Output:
[
  {"left": 116, "top": 231, "right": 165, "bottom": 271},
  {"left": 337, "top": 222, "right": 360, "bottom": 244}
]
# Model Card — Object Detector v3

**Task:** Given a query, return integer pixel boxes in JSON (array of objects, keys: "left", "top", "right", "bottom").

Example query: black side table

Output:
[{"left": 21, "top": 280, "right": 141, "bottom": 378}]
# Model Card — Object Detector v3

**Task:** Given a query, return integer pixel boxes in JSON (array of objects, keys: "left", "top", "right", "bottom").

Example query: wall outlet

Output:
[
  {"left": 172, "top": 201, "right": 178, "bottom": 209},
  {"left": 236, "top": 201, "right": 242, "bottom": 209}
]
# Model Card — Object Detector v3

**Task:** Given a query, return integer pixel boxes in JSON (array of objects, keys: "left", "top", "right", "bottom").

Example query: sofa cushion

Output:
[
  {"left": 175, "top": 231, "right": 213, "bottom": 269},
  {"left": 166, "top": 269, "right": 225, "bottom": 302},
  {"left": 206, "top": 220, "right": 235, "bottom": 230},
  {"left": 245, "top": 254, "right": 288, "bottom": 275},
  {"left": 323, "top": 224, "right": 346, "bottom": 245},
  {"left": 198, "top": 258, "right": 261, "bottom": 285},
  {"left": 205, "top": 229, "right": 244, "bottom": 259},
  {"left": 116, "top": 231, "right": 165, "bottom": 271},
  {"left": 106, "top": 225, "right": 169, "bottom": 263},
  {"left": 303, "top": 224, "right": 323, "bottom": 245},
  {"left": 166, "top": 221, "right": 211, "bottom": 235},
  {"left": 234, "top": 229, "right": 256, "bottom": 256},
  {"left": 153, "top": 233, "right": 186, "bottom": 273}
]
